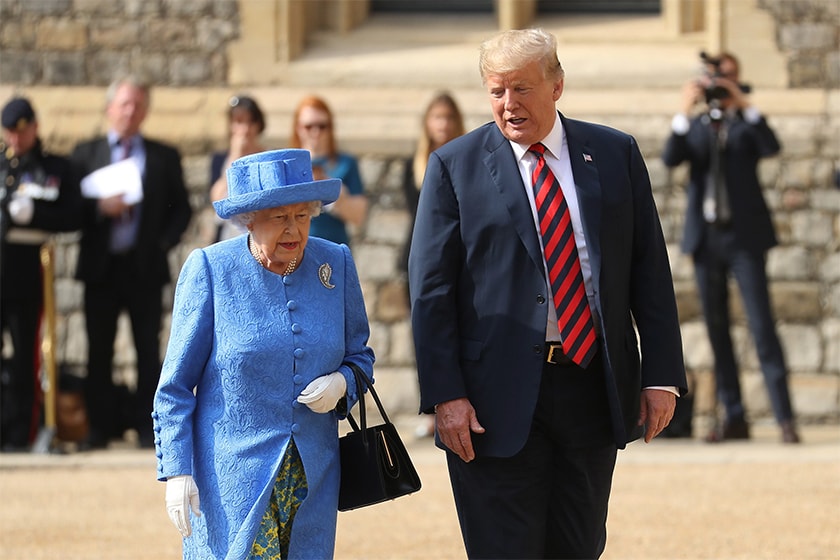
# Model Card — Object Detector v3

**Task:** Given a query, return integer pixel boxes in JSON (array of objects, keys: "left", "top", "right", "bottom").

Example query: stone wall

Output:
[
  {"left": 44, "top": 111, "right": 840, "bottom": 425},
  {"left": 0, "top": 0, "right": 240, "bottom": 86},
  {"left": 760, "top": 0, "right": 840, "bottom": 88}
]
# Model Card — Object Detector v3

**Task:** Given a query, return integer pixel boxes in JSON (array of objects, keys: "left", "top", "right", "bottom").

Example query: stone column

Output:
[
  {"left": 663, "top": 0, "right": 705, "bottom": 36},
  {"left": 720, "top": 0, "right": 788, "bottom": 88},
  {"left": 497, "top": 0, "right": 536, "bottom": 31}
]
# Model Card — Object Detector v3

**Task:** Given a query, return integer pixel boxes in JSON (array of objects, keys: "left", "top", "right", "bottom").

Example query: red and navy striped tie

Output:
[{"left": 529, "top": 143, "right": 597, "bottom": 367}]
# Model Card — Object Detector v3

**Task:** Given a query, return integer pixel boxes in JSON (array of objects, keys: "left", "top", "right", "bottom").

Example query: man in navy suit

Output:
[
  {"left": 409, "top": 29, "right": 686, "bottom": 559},
  {"left": 662, "top": 52, "right": 799, "bottom": 444},
  {"left": 71, "top": 75, "right": 192, "bottom": 449}
]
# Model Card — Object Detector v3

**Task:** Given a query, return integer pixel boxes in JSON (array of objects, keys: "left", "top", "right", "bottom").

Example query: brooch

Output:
[{"left": 319, "top": 263, "right": 335, "bottom": 289}]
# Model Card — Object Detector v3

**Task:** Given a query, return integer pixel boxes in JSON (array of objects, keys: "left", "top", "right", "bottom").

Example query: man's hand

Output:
[
  {"left": 638, "top": 389, "right": 677, "bottom": 443},
  {"left": 8, "top": 192, "right": 34, "bottom": 225},
  {"left": 681, "top": 80, "right": 705, "bottom": 114},
  {"left": 435, "top": 398, "right": 485, "bottom": 462},
  {"left": 97, "top": 194, "right": 131, "bottom": 218},
  {"left": 165, "top": 475, "right": 201, "bottom": 538}
]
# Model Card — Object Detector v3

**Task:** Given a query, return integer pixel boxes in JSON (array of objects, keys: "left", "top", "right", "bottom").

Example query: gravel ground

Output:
[{"left": 1, "top": 422, "right": 838, "bottom": 560}]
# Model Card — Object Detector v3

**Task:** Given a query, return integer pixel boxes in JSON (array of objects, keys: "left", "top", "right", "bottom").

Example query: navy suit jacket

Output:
[
  {"left": 409, "top": 113, "right": 686, "bottom": 457},
  {"left": 661, "top": 111, "right": 781, "bottom": 255},
  {"left": 71, "top": 136, "right": 192, "bottom": 286}
]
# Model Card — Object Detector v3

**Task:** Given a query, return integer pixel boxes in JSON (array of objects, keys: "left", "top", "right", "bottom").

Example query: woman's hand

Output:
[
  {"left": 297, "top": 372, "right": 347, "bottom": 413},
  {"left": 165, "top": 475, "right": 201, "bottom": 537}
]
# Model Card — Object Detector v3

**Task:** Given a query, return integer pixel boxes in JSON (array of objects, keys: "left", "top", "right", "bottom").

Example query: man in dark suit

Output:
[
  {"left": 409, "top": 29, "right": 687, "bottom": 559},
  {"left": 71, "top": 75, "right": 192, "bottom": 449},
  {"left": 1, "top": 97, "right": 83, "bottom": 451},
  {"left": 662, "top": 52, "right": 799, "bottom": 444}
]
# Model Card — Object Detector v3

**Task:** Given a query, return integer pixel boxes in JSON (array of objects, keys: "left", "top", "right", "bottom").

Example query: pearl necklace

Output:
[{"left": 249, "top": 236, "right": 298, "bottom": 275}]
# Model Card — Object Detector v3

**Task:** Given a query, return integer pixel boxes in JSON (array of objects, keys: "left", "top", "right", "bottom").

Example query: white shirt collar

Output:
[{"left": 509, "top": 112, "right": 564, "bottom": 162}]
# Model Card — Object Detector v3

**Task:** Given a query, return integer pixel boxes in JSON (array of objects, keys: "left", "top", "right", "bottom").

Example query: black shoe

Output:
[
  {"left": 1, "top": 442, "right": 30, "bottom": 453},
  {"left": 780, "top": 421, "right": 801, "bottom": 444},
  {"left": 705, "top": 417, "right": 750, "bottom": 443}
]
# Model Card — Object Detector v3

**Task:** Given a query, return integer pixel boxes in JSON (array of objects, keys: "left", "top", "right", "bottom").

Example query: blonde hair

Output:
[
  {"left": 289, "top": 95, "right": 337, "bottom": 158},
  {"left": 479, "top": 28, "right": 564, "bottom": 84},
  {"left": 413, "top": 92, "right": 465, "bottom": 189}
]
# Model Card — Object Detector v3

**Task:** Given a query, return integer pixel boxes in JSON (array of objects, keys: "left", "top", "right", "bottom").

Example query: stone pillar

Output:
[
  {"left": 705, "top": 0, "right": 724, "bottom": 53},
  {"left": 720, "top": 0, "right": 788, "bottom": 88},
  {"left": 663, "top": 0, "right": 705, "bottom": 36},
  {"left": 328, "top": 0, "right": 369, "bottom": 33},
  {"left": 498, "top": 0, "right": 536, "bottom": 31},
  {"left": 227, "top": 0, "right": 299, "bottom": 84}
]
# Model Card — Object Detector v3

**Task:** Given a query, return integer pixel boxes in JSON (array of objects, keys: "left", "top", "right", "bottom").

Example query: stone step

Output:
[
  {"left": 284, "top": 13, "right": 707, "bottom": 91},
  {"left": 1, "top": 14, "right": 833, "bottom": 157}
]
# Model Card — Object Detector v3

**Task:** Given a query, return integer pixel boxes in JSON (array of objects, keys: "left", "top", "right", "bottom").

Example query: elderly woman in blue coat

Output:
[{"left": 152, "top": 148, "right": 375, "bottom": 559}]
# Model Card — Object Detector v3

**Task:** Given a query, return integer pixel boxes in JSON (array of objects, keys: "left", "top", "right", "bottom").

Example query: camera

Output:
[{"left": 699, "top": 51, "right": 752, "bottom": 104}]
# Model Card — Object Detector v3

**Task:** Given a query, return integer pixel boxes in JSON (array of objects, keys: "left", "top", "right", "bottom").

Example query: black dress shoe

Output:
[
  {"left": 705, "top": 417, "right": 750, "bottom": 443},
  {"left": 780, "top": 421, "right": 801, "bottom": 444}
]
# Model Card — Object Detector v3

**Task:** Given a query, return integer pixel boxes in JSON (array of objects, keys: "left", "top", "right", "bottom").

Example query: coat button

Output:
[
  {"left": 291, "top": 323, "right": 302, "bottom": 334},
  {"left": 537, "top": 295, "right": 546, "bottom": 304},
  {"left": 287, "top": 300, "right": 297, "bottom": 311},
  {"left": 533, "top": 345, "right": 543, "bottom": 355},
  {"left": 294, "top": 348, "right": 304, "bottom": 358}
]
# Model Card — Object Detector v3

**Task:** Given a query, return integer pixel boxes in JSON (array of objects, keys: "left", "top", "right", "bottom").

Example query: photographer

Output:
[
  {"left": 662, "top": 52, "right": 800, "bottom": 444},
  {"left": 1, "top": 97, "right": 83, "bottom": 451}
]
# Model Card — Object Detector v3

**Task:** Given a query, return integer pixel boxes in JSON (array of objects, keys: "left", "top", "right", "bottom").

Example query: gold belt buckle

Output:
[{"left": 546, "top": 343, "right": 564, "bottom": 365}]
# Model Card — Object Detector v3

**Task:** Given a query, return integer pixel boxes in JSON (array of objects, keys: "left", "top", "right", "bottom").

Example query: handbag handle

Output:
[{"left": 345, "top": 363, "right": 390, "bottom": 444}]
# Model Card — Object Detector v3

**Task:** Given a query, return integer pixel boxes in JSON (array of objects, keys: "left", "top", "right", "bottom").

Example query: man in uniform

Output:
[{"left": 0, "top": 97, "right": 83, "bottom": 452}]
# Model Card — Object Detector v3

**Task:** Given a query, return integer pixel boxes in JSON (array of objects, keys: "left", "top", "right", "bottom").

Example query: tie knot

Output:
[
  {"left": 528, "top": 143, "right": 546, "bottom": 157},
  {"left": 119, "top": 137, "right": 132, "bottom": 159}
]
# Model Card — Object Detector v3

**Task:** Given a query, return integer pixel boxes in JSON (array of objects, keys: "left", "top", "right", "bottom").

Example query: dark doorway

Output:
[
  {"left": 539, "top": 0, "right": 659, "bottom": 13},
  {"left": 371, "top": 0, "right": 493, "bottom": 12}
]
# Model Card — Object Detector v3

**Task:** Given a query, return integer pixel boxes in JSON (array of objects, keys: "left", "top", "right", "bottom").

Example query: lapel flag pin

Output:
[{"left": 583, "top": 153, "right": 593, "bottom": 162}]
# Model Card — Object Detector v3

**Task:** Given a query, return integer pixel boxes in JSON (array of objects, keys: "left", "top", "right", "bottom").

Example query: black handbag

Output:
[{"left": 338, "top": 364, "right": 422, "bottom": 511}]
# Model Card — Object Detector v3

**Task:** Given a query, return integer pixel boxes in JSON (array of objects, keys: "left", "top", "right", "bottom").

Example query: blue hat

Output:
[
  {"left": 213, "top": 149, "right": 341, "bottom": 219},
  {"left": 1, "top": 97, "right": 36, "bottom": 131}
]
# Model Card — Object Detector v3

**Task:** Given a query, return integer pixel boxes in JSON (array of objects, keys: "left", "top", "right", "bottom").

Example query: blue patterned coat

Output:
[{"left": 153, "top": 235, "right": 375, "bottom": 559}]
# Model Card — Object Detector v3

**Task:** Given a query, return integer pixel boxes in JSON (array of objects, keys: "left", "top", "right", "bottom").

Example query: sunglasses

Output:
[{"left": 301, "top": 122, "right": 330, "bottom": 131}]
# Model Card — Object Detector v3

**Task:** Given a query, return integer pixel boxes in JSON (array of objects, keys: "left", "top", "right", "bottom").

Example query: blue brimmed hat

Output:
[{"left": 213, "top": 149, "right": 340, "bottom": 219}]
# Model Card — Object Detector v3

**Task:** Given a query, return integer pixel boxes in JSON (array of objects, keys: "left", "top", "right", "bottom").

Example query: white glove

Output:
[
  {"left": 8, "top": 193, "right": 34, "bottom": 225},
  {"left": 297, "top": 372, "right": 347, "bottom": 413},
  {"left": 165, "top": 475, "right": 201, "bottom": 538}
]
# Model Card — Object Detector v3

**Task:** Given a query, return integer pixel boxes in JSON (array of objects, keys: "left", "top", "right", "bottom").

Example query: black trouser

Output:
[
  {"left": 693, "top": 226, "right": 793, "bottom": 424},
  {"left": 0, "top": 244, "right": 44, "bottom": 449},
  {"left": 447, "top": 353, "right": 617, "bottom": 559},
  {"left": 0, "top": 297, "right": 42, "bottom": 448},
  {"left": 84, "top": 253, "right": 163, "bottom": 443}
]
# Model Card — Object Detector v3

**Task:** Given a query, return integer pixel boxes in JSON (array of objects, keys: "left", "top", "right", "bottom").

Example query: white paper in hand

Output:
[{"left": 80, "top": 158, "right": 143, "bottom": 204}]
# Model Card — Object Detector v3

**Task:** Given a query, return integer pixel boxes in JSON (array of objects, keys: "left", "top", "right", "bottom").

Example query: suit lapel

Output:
[
  {"left": 94, "top": 138, "right": 112, "bottom": 170},
  {"left": 562, "top": 115, "right": 602, "bottom": 292},
  {"left": 480, "top": 126, "right": 544, "bottom": 272}
]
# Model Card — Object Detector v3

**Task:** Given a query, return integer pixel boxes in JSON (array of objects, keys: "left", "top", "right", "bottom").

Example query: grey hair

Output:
[
  {"left": 479, "top": 28, "right": 564, "bottom": 83},
  {"left": 105, "top": 74, "right": 152, "bottom": 107},
  {"left": 229, "top": 200, "right": 323, "bottom": 229}
]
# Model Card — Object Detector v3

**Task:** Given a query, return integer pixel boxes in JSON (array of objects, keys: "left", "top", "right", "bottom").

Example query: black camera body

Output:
[{"left": 699, "top": 51, "right": 752, "bottom": 104}]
